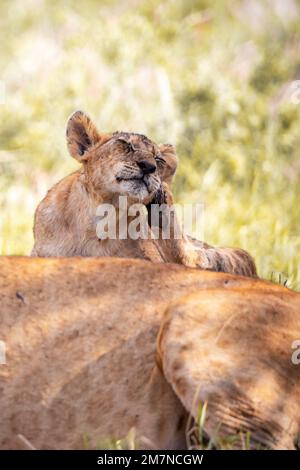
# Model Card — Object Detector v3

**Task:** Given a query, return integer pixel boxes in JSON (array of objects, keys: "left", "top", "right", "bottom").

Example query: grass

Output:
[
  {"left": 87, "top": 402, "right": 269, "bottom": 450},
  {"left": 185, "top": 401, "right": 267, "bottom": 450},
  {"left": 0, "top": 0, "right": 299, "bottom": 290}
]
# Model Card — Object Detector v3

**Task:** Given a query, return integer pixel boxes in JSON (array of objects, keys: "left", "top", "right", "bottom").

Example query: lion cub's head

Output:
[{"left": 66, "top": 111, "right": 178, "bottom": 203}]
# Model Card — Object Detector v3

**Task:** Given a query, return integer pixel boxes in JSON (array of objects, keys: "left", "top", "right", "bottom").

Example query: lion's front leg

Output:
[{"left": 146, "top": 183, "right": 213, "bottom": 269}]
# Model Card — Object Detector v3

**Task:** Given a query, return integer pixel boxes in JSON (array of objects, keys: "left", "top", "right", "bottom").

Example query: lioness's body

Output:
[{"left": 1, "top": 257, "right": 298, "bottom": 449}]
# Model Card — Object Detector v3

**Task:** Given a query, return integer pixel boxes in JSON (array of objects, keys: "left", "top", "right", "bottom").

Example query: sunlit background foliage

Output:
[{"left": 0, "top": 0, "right": 299, "bottom": 289}]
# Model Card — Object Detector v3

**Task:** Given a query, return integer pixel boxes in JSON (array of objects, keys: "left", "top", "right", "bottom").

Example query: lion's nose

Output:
[{"left": 137, "top": 160, "right": 157, "bottom": 174}]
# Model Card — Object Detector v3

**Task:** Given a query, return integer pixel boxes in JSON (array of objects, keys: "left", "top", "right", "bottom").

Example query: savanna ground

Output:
[{"left": 0, "top": 0, "right": 299, "bottom": 291}]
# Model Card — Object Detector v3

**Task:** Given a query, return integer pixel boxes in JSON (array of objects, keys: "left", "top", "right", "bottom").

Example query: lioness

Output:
[
  {"left": 32, "top": 111, "right": 256, "bottom": 276},
  {"left": 1, "top": 257, "right": 299, "bottom": 449}
]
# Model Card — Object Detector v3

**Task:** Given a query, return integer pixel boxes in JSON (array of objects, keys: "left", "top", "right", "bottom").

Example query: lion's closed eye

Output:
[
  {"left": 115, "top": 138, "right": 135, "bottom": 154},
  {"left": 155, "top": 154, "right": 166, "bottom": 167}
]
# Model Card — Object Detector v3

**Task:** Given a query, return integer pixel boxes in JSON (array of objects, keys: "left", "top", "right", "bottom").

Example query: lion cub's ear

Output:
[
  {"left": 158, "top": 143, "right": 178, "bottom": 185},
  {"left": 66, "top": 111, "right": 102, "bottom": 161}
]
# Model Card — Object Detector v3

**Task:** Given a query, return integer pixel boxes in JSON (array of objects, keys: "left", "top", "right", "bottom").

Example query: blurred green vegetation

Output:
[{"left": 0, "top": 0, "right": 299, "bottom": 289}]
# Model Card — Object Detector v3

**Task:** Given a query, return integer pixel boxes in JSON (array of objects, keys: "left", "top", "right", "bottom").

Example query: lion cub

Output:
[
  {"left": 32, "top": 111, "right": 256, "bottom": 276},
  {"left": 32, "top": 111, "right": 179, "bottom": 262}
]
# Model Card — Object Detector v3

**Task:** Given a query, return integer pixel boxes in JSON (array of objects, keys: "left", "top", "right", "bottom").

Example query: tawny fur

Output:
[
  {"left": 157, "top": 288, "right": 300, "bottom": 449},
  {"left": 0, "top": 257, "right": 299, "bottom": 449},
  {"left": 32, "top": 111, "right": 256, "bottom": 276}
]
